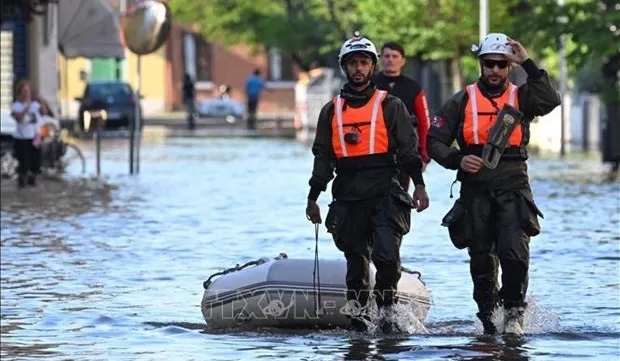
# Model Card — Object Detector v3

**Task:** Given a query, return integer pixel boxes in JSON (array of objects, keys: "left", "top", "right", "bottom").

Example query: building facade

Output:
[{"left": 164, "top": 24, "right": 300, "bottom": 115}]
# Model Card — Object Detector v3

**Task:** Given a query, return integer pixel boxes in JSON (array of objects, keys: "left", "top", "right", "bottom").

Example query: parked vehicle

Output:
[
  {"left": 75, "top": 80, "right": 143, "bottom": 132},
  {"left": 196, "top": 84, "right": 244, "bottom": 124}
]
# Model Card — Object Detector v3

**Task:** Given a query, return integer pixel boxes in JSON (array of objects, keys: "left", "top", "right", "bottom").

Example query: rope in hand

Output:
[{"left": 312, "top": 223, "right": 323, "bottom": 318}]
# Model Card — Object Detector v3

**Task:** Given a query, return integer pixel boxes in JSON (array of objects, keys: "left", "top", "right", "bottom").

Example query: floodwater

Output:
[{"left": 1, "top": 137, "right": 619, "bottom": 361}]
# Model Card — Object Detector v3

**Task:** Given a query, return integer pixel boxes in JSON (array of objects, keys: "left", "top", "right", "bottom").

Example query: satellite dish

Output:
[{"left": 122, "top": 0, "right": 172, "bottom": 55}]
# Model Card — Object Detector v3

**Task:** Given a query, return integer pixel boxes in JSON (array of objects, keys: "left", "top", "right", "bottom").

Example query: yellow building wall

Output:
[
  {"left": 57, "top": 55, "right": 90, "bottom": 118},
  {"left": 125, "top": 45, "right": 166, "bottom": 100}
]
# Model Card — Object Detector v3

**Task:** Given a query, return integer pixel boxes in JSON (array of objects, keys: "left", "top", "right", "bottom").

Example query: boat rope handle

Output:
[
  {"left": 401, "top": 266, "right": 425, "bottom": 285},
  {"left": 203, "top": 258, "right": 266, "bottom": 289},
  {"left": 202, "top": 253, "right": 289, "bottom": 289}
]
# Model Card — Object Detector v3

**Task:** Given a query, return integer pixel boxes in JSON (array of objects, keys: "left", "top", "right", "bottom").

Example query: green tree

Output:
[
  {"left": 168, "top": 0, "right": 355, "bottom": 70},
  {"left": 510, "top": 0, "right": 619, "bottom": 91},
  {"left": 354, "top": 0, "right": 516, "bottom": 90}
]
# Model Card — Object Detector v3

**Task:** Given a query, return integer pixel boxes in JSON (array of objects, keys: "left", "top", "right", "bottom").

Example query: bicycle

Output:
[{"left": 0, "top": 120, "right": 86, "bottom": 180}]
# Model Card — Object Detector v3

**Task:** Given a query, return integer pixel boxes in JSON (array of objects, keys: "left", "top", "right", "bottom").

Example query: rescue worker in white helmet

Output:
[
  {"left": 428, "top": 33, "right": 561, "bottom": 335},
  {"left": 305, "top": 32, "right": 429, "bottom": 333}
]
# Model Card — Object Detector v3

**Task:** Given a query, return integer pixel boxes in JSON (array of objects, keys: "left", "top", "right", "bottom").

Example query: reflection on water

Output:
[{"left": 1, "top": 138, "right": 619, "bottom": 360}]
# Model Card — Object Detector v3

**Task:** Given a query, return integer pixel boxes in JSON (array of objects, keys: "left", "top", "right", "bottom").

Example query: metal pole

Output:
[
  {"left": 479, "top": 0, "right": 489, "bottom": 41},
  {"left": 64, "top": 57, "right": 69, "bottom": 120},
  {"left": 136, "top": 55, "right": 141, "bottom": 174},
  {"left": 558, "top": 0, "right": 567, "bottom": 158},
  {"left": 129, "top": 108, "right": 135, "bottom": 174}
]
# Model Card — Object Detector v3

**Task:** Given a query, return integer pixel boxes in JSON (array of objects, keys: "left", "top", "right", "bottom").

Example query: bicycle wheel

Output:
[
  {"left": 63, "top": 143, "right": 86, "bottom": 174},
  {"left": 1, "top": 152, "right": 18, "bottom": 180},
  {"left": 49, "top": 143, "right": 86, "bottom": 175}
]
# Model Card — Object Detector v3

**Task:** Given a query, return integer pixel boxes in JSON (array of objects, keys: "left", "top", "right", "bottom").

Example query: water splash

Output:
[
  {"left": 473, "top": 296, "right": 561, "bottom": 335},
  {"left": 362, "top": 302, "right": 429, "bottom": 335}
]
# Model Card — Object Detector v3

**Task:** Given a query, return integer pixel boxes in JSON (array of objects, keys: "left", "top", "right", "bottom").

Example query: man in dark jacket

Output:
[
  {"left": 428, "top": 33, "right": 561, "bottom": 335},
  {"left": 374, "top": 41, "right": 432, "bottom": 189},
  {"left": 305, "top": 33, "right": 430, "bottom": 333}
]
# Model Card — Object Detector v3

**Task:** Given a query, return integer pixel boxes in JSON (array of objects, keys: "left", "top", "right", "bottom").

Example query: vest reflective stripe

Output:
[
  {"left": 468, "top": 84, "right": 480, "bottom": 144},
  {"left": 463, "top": 83, "right": 521, "bottom": 146},
  {"left": 368, "top": 90, "right": 384, "bottom": 154},
  {"left": 335, "top": 96, "right": 347, "bottom": 157},
  {"left": 332, "top": 90, "right": 388, "bottom": 158}
]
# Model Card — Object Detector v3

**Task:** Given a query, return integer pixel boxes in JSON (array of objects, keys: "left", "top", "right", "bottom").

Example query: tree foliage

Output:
[
  {"left": 168, "top": 0, "right": 356, "bottom": 70},
  {"left": 355, "top": 0, "right": 513, "bottom": 61},
  {"left": 509, "top": 0, "right": 619, "bottom": 97},
  {"left": 169, "top": 0, "right": 619, "bottom": 92}
]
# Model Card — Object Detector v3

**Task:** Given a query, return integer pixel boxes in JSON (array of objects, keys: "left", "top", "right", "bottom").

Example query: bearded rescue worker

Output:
[
  {"left": 305, "top": 33, "right": 430, "bottom": 333},
  {"left": 428, "top": 33, "right": 561, "bottom": 335}
]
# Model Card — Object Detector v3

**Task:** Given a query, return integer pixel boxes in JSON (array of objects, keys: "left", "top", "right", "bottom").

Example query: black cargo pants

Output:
[
  {"left": 457, "top": 185, "right": 543, "bottom": 312},
  {"left": 325, "top": 186, "right": 415, "bottom": 311},
  {"left": 13, "top": 138, "right": 41, "bottom": 177}
]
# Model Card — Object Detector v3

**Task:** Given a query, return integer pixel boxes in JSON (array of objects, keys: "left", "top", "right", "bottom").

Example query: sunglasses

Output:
[{"left": 482, "top": 59, "right": 510, "bottom": 69}]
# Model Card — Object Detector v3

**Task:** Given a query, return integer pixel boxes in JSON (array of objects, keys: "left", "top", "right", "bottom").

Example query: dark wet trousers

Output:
[
  {"left": 325, "top": 186, "right": 414, "bottom": 310},
  {"left": 13, "top": 138, "right": 40, "bottom": 186},
  {"left": 184, "top": 99, "right": 195, "bottom": 130},
  {"left": 247, "top": 98, "right": 258, "bottom": 130},
  {"left": 461, "top": 185, "right": 542, "bottom": 314}
]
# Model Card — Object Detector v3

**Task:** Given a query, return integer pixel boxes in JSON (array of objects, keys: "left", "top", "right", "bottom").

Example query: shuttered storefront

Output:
[
  {"left": 0, "top": 29, "right": 14, "bottom": 110},
  {"left": 0, "top": 17, "right": 29, "bottom": 111}
]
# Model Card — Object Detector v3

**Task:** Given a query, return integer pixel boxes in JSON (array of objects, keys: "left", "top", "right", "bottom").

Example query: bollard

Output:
[
  {"left": 136, "top": 119, "right": 141, "bottom": 174},
  {"left": 129, "top": 119, "right": 135, "bottom": 175},
  {"left": 95, "top": 128, "right": 101, "bottom": 176},
  {"left": 86, "top": 110, "right": 106, "bottom": 177}
]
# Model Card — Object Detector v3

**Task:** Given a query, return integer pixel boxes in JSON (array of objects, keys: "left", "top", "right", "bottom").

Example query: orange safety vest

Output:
[
  {"left": 463, "top": 83, "right": 522, "bottom": 146},
  {"left": 331, "top": 90, "right": 389, "bottom": 158}
]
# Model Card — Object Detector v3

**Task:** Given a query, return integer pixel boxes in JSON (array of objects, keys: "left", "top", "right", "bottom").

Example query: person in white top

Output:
[{"left": 10, "top": 79, "right": 48, "bottom": 187}]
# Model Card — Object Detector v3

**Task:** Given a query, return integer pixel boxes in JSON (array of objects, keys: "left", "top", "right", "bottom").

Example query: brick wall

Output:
[{"left": 164, "top": 26, "right": 298, "bottom": 115}]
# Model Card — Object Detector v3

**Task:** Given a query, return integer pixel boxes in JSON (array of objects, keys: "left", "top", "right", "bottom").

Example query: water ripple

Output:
[{"left": 1, "top": 138, "right": 619, "bottom": 360}]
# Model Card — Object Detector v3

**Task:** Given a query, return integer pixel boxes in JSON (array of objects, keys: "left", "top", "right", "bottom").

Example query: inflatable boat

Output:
[{"left": 201, "top": 254, "right": 432, "bottom": 329}]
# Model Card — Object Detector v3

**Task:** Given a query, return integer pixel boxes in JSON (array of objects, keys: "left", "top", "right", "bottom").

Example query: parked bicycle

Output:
[{"left": 1, "top": 120, "right": 86, "bottom": 179}]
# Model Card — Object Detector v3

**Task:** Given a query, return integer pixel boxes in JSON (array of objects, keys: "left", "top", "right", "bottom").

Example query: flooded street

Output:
[{"left": 1, "top": 137, "right": 619, "bottom": 360}]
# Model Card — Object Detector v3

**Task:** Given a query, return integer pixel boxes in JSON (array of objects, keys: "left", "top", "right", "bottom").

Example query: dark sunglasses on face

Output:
[{"left": 482, "top": 59, "right": 510, "bottom": 69}]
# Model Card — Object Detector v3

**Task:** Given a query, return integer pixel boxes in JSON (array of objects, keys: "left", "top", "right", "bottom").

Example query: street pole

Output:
[
  {"left": 558, "top": 0, "right": 567, "bottom": 158},
  {"left": 136, "top": 55, "right": 141, "bottom": 174},
  {"left": 479, "top": 0, "right": 489, "bottom": 41},
  {"left": 129, "top": 56, "right": 141, "bottom": 175}
]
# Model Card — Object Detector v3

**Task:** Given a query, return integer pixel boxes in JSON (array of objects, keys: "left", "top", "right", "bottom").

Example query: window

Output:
[
  {"left": 85, "top": 82, "right": 133, "bottom": 103},
  {"left": 183, "top": 32, "right": 211, "bottom": 82},
  {"left": 183, "top": 32, "right": 196, "bottom": 80},
  {"left": 195, "top": 36, "right": 211, "bottom": 82},
  {"left": 267, "top": 47, "right": 293, "bottom": 81}
]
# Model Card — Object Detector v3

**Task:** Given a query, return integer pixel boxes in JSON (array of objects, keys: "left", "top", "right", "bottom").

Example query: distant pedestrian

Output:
[
  {"left": 245, "top": 69, "right": 267, "bottom": 130},
  {"left": 10, "top": 79, "right": 44, "bottom": 188},
  {"left": 183, "top": 73, "right": 196, "bottom": 130}
]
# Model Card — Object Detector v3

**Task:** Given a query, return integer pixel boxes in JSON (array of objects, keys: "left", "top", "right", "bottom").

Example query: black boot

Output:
[
  {"left": 378, "top": 305, "right": 403, "bottom": 334},
  {"left": 350, "top": 317, "right": 370, "bottom": 332},
  {"left": 476, "top": 311, "right": 497, "bottom": 335},
  {"left": 379, "top": 318, "right": 398, "bottom": 334},
  {"left": 503, "top": 306, "right": 525, "bottom": 335},
  {"left": 27, "top": 174, "right": 36, "bottom": 186},
  {"left": 17, "top": 175, "right": 26, "bottom": 188}
]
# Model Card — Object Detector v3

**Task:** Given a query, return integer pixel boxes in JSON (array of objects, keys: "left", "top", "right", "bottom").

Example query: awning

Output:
[{"left": 58, "top": 0, "right": 125, "bottom": 59}]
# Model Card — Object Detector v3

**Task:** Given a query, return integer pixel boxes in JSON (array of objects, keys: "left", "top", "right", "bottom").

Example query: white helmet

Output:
[
  {"left": 338, "top": 31, "right": 379, "bottom": 65},
  {"left": 471, "top": 33, "right": 514, "bottom": 57}
]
